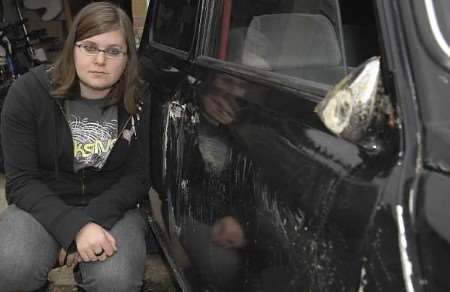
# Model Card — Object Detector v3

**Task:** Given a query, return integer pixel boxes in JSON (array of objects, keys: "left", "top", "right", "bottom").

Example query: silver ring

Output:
[{"left": 94, "top": 249, "right": 104, "bottom": 257}]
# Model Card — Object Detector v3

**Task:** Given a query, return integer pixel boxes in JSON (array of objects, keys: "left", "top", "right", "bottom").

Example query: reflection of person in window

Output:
[
  {"left": 194, "top": 74, "right": 315, "bottom": 292},
  {"left": 199, "top": 74, "right": 241, "bottom": 125},
  {"left": 180, "top": 74, "right": 285, "bottom": 292},
  {"left": 212, "top": 215, "right": 246, "bottom": 248},
  {"left": 179, "top": 125, "right": 245, "bottom": 291},
  {"left": 200, "top": 91, "right": 236, "bottom": 125},
  {"left": 177, "top": 74, "right": 247, "bottom": 291}
]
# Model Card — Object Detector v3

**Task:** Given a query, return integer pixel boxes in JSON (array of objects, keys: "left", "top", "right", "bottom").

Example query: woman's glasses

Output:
[{"left": 75, "top": 43, "right": 127, "bottom": 59}]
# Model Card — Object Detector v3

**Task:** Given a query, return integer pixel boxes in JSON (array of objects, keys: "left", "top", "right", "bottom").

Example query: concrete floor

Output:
[{"left": 0, "top": 175, "right": 177, "bottom": 292}]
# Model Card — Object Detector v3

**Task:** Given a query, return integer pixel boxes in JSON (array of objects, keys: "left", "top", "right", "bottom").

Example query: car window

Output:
[
  {"left": 207, "top": 0, "right": 379, "bottom": 86},
  {"left": 152, "top": 0, "right": 198, "bottom": 51},
  {"left": 433, "top": 0, "right": 450, "bottom": 48}
]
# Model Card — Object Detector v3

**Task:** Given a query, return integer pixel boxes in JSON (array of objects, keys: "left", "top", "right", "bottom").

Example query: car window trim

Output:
[
  {"left": 195, "top": 56, "right": 330, "bottom": 102},
  {"left": 195, "top": 0, "right": 217, "bottom": 58},
  {"left": 147, "top": 41, "right": 190, "bottom": 60}
]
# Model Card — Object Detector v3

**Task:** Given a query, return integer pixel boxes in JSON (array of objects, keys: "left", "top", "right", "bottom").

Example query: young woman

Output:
[{"left": 0, "top": 2, "right": 151, "bottom": 291}]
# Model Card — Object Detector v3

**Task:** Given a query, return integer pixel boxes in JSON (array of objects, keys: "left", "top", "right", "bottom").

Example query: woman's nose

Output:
[{"left": 94, "top": 51, "right": 106, "bottom": 64}]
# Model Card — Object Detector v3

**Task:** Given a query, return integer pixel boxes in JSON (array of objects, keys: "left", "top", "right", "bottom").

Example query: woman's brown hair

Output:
[{"left": 51, "top": 1, "right": 139, "bottom": 114}]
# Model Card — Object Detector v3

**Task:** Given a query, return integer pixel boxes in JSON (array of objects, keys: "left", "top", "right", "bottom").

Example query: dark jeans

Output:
[{"left": 0, "top": 205, "right": 147, "bottom": 292}]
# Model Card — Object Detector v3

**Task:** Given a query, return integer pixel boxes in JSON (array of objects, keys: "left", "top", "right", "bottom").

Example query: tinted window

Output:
[
  {"left": 153, "top": 0, "right": 198, "bottom": 51},
  {"left": 208, "top": 0, "right": 379, "bottom": 85}
]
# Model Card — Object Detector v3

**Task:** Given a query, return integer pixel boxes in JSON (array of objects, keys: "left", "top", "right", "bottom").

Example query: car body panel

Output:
[{"left": 138, "top": 0, "right": 450, "bottom": 291}]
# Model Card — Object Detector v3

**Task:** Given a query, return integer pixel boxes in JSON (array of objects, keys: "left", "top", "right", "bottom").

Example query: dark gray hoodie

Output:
[{"left": 1, "top": 65, "right": 151, "bottom": 249}]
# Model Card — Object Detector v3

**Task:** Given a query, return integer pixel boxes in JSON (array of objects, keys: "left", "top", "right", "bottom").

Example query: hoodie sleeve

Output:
[
  {"left": 84, "top": 91, "right": 151, "bottom": 229},
  {"left": 1, "top": 79, "right": 93, "bottom": 249}
]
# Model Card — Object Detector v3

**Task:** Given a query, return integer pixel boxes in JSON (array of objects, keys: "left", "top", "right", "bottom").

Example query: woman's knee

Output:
[
  {"left": 77, "top": 209, "right": 148, "bottom": 291},
  {"left": 79, "top": 258, "right": 145, "bottom": 292},
  {"left": 0, "top": 246, "right": 50, "bottom": 291},
  {"left": 0, "top": 205, "right": 59, "bottom": 291}
]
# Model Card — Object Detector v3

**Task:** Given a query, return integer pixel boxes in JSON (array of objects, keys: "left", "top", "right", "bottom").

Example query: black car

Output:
[{"left": 138, "top": 0, "right": 450, "bottom": 291}]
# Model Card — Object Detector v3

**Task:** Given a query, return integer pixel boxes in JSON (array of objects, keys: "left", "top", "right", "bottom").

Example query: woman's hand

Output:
[
  {"left": 200, "top": 93, "right": 237, "bottom": 125},
  {"left": 75, "top": 222, "right": 117, "bottom": 262}
]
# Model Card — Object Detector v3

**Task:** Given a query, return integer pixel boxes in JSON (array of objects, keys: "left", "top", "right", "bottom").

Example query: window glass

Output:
[
  {"left": 209, "top": 0, "right": 379, "bottom": 85},
  {"left": 434, "top": 0, "right": 450, "bottom": 48},
  {"left": 153, "top": 0, "right": 198, "bottom": 51}
]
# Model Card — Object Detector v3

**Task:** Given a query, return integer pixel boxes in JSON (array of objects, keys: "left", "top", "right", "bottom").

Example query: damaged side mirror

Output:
[{"left": 315, "top": 57, "right": 394, "bottom": 143}]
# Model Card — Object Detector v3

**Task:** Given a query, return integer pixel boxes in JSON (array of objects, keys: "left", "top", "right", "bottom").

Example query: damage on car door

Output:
[
  {"left": 138, "top": 0, "right": 201, "bottom": 288},
  {"left": 138, "top": 0, "right": 414, "bottom": 291}
]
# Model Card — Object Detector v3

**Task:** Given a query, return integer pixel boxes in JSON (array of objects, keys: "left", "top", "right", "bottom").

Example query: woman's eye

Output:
[
  {"left": 105, "top": 48, "right": 121, "bottom": 55},
  {"left": 84, "top": 45, "right": 98, "bottom": 52}
]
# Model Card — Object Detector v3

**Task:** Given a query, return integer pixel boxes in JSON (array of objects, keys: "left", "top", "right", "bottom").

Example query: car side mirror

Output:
[{"left": 315, "top": 57, "right": 393, "bottom": 143}]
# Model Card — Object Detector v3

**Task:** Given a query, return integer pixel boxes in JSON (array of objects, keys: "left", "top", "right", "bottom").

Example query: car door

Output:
[
  {"left": 139, "top": 0, "right": 402, "bottom": 291},
  {"left": 137, "top": 0, "right": 201, "bottom": 288}
]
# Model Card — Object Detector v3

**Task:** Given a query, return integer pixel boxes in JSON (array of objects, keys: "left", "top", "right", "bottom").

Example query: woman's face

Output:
[{"left": 74, "top": 29, "right": 128, "bottom": 99}]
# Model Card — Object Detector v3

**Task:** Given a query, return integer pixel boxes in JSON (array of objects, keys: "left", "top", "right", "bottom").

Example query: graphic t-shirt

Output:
[{"left": 66, "top": 98, "right": 118, "bottom": 172}]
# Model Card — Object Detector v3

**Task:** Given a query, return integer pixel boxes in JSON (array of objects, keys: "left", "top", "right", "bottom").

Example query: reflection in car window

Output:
[
  {"left": 209, "top": 0, "right": 379, "bottom": 86},
  {"left": 152, "top": 0, "right": 198, "bottom": 51},
  {"left": 433, "top": 0, "right": 450, "bottom": 49}
]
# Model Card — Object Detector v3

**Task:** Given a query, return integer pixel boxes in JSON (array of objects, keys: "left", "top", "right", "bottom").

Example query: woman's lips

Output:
[{"left": 89, "top": 71, "right": 108, "bottom": 77}]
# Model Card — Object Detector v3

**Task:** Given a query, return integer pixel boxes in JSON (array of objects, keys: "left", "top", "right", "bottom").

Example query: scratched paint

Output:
[{"left": 160, "top": 76, "right": 397, "bottom": 291}]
